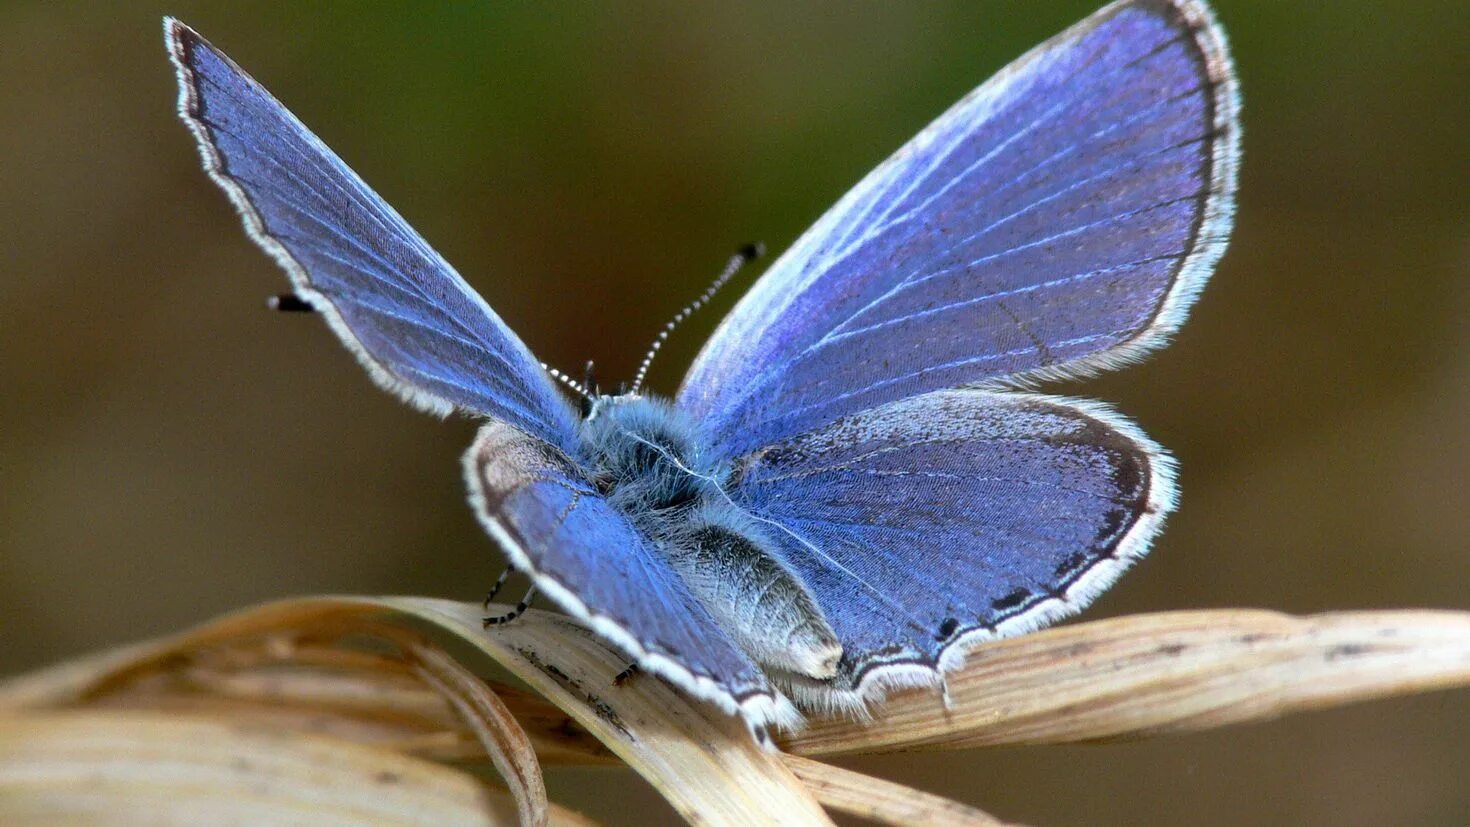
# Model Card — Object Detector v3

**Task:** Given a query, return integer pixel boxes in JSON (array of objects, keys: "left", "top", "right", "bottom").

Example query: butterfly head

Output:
[{"left": 582, "top": 390, "right": 641, "bottom": 424}]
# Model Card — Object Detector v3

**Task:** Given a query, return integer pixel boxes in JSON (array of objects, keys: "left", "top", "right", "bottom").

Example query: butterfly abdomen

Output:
[{"left": 669, "top": 504, "right": 843, "bottom": 680}]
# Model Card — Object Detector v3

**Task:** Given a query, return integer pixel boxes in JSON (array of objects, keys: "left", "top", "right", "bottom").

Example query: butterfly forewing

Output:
[
  {"left": 679, "top": 0, "right": 1238, "bottom": 458},
  {"left": 166, "top": 20, "right": 578, "bottom": 451}
]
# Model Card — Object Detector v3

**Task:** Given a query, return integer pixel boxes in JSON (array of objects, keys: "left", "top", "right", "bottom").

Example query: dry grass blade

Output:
[
  {"left": 784, "top": 609, "right": 1470, "bottom": 755},
  {"left": 0, "top": 609, "right": 597, "bottom": 768},
  {"left": 9, "top": 599, "right": 1468, "bottom": 824},
  {"left": 0, "top": 596, "right": 834, "bottom": 827},
  {"left": 387, "top": 598, "right": 836, "bottom": 827},
  {"left": 403, "top": 639, "right": 548, "bottom": 827},
  {"left": 0, "top": 710, "right": 596, "bottom": 826},
  {"left": 781, "top": 753, "right": 1018, "bottom": 827}
]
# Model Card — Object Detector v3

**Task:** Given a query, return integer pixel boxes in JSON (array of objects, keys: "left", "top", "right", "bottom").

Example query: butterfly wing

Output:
[
  {"left": 679, "top": 0, "right": 1239, "bottom": 458},
  {"left": 166, "top": 20, "right": 577, "bottom": 451},
  {"left": 462, "top": 419, "right": 797, "bottom": 729},
  {"left": 725, "top": 389, "right": 1170, "bottom": 708}
]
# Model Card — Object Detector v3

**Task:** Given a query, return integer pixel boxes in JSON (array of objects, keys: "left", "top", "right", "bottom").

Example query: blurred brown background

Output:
[{"left": 3, "top": 1, "right": 1469, "bottom": 824}]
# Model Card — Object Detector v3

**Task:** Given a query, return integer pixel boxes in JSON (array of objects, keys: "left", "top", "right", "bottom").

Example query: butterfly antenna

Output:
[
  {"left": 268, "top": 293, "right": 315, "bottom": 312},
  {"left": 542, "top": 362, "right": 592, "bottom": 399},
  {"left": 630, "top": 242, "right": 764, "bottom": 395},
  {"left": 580, "top": 361, "right": 599, "bottom": 418},
  {"left": 583, "top": 360, "right": 598, "bottom": 396}
]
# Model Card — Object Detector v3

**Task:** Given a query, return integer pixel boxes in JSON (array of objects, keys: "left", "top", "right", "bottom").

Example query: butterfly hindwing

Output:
[
  {"left": 726, "top": 389, "right": 1171, "bottom": 710},
  {"left": 679, "top": 0, "right": 1238, "bottom": 458},
  {"left": 462, "top": 420, "right": 797, "bottom": 729},
  {"left": 166, "top": 20, "right": 578, "bottom": 451}
]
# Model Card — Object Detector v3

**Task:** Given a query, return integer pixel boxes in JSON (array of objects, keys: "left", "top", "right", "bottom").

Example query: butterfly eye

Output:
[{"left": 592, "top": 474, "right": 615, "bottom": 497}]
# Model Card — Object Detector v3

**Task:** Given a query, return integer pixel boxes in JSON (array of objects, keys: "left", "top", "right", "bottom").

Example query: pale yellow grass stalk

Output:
[{"left": 3, "top": 595, "right": 1470, "bottom": 825}]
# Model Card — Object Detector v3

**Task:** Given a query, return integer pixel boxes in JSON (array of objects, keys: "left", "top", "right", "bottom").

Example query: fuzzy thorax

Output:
[{"left": 578, "top": 395, "right": 842, "bottom": 681}]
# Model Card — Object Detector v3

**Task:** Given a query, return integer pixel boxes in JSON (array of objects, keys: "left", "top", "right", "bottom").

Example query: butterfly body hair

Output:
[
  {"left": 578, "top": 395, "right": 842, "bottom": 680},
  {"left": 579, "top": 394, "right": 718, "bottom": 520}
]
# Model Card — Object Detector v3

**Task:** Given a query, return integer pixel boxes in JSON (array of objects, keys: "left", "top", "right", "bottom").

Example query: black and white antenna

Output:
[
  {"left": 268, "top": 293, "right": 315, "bottom": 312},
  {"left": 542, "top": 362, "right": 591, "bottom": 399},
  {"left": 629, "top": 243, "right": 763, "bottom": 395}
]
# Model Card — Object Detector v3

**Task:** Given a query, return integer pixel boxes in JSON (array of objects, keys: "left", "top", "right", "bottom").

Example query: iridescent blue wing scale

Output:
[
  {"left": 165, "top": 20, "right": 578, "bottom": 451},
  {"left": 462, "top": 420, "right": 797, "bottom": 729},
  {"left": 726, "top": 390, "right": 1171, "bottom": 709},
  {"left": 679, "top": 0, "right": 1239, "bottom": 458}
]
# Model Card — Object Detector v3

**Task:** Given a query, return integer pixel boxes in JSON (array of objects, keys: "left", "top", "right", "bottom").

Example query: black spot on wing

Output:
[
  {"left": 936, "top": 617, "right": 960, "bottom": 641},
  {"left": 1054, "top": 550, "right": 1091, "bottom": 579},
  {"left": 991, "top": 588, "right": 1032, "bottom": 613}
]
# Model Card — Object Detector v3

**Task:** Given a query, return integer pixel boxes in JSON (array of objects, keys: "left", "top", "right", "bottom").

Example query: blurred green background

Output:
[{"left": 3, "top": 1, "right": 1469, "bottom": 823}]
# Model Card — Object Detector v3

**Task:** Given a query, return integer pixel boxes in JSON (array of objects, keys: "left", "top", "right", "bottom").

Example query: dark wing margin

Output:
[
  {"left": 462, "top": 420, "right": 799, "bottom": 730},
  {"left": 165, "top": 19, "right": 578, "bottom": 452},
  {"left": 725, "top": 389, "right": 1172, "bottom": 713},
  {"left": 678, "top": 0, "right": 1240, "bottom": 458}
]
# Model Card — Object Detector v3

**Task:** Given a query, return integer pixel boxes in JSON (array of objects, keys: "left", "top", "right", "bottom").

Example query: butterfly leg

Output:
[
  {"left": 481, "top": 564, "right": 516, "bottom": 611},
  {"left": 482, "top": 585, "right": 537, "bottom": 627},
  {"left": 612, "top": 662, "right": 640, "bottom": 687}
]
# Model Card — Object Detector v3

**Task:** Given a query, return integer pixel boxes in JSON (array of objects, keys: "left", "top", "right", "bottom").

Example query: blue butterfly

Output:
[{"left": 165, "top": 0, "right": 1239, "bottom": 732}]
